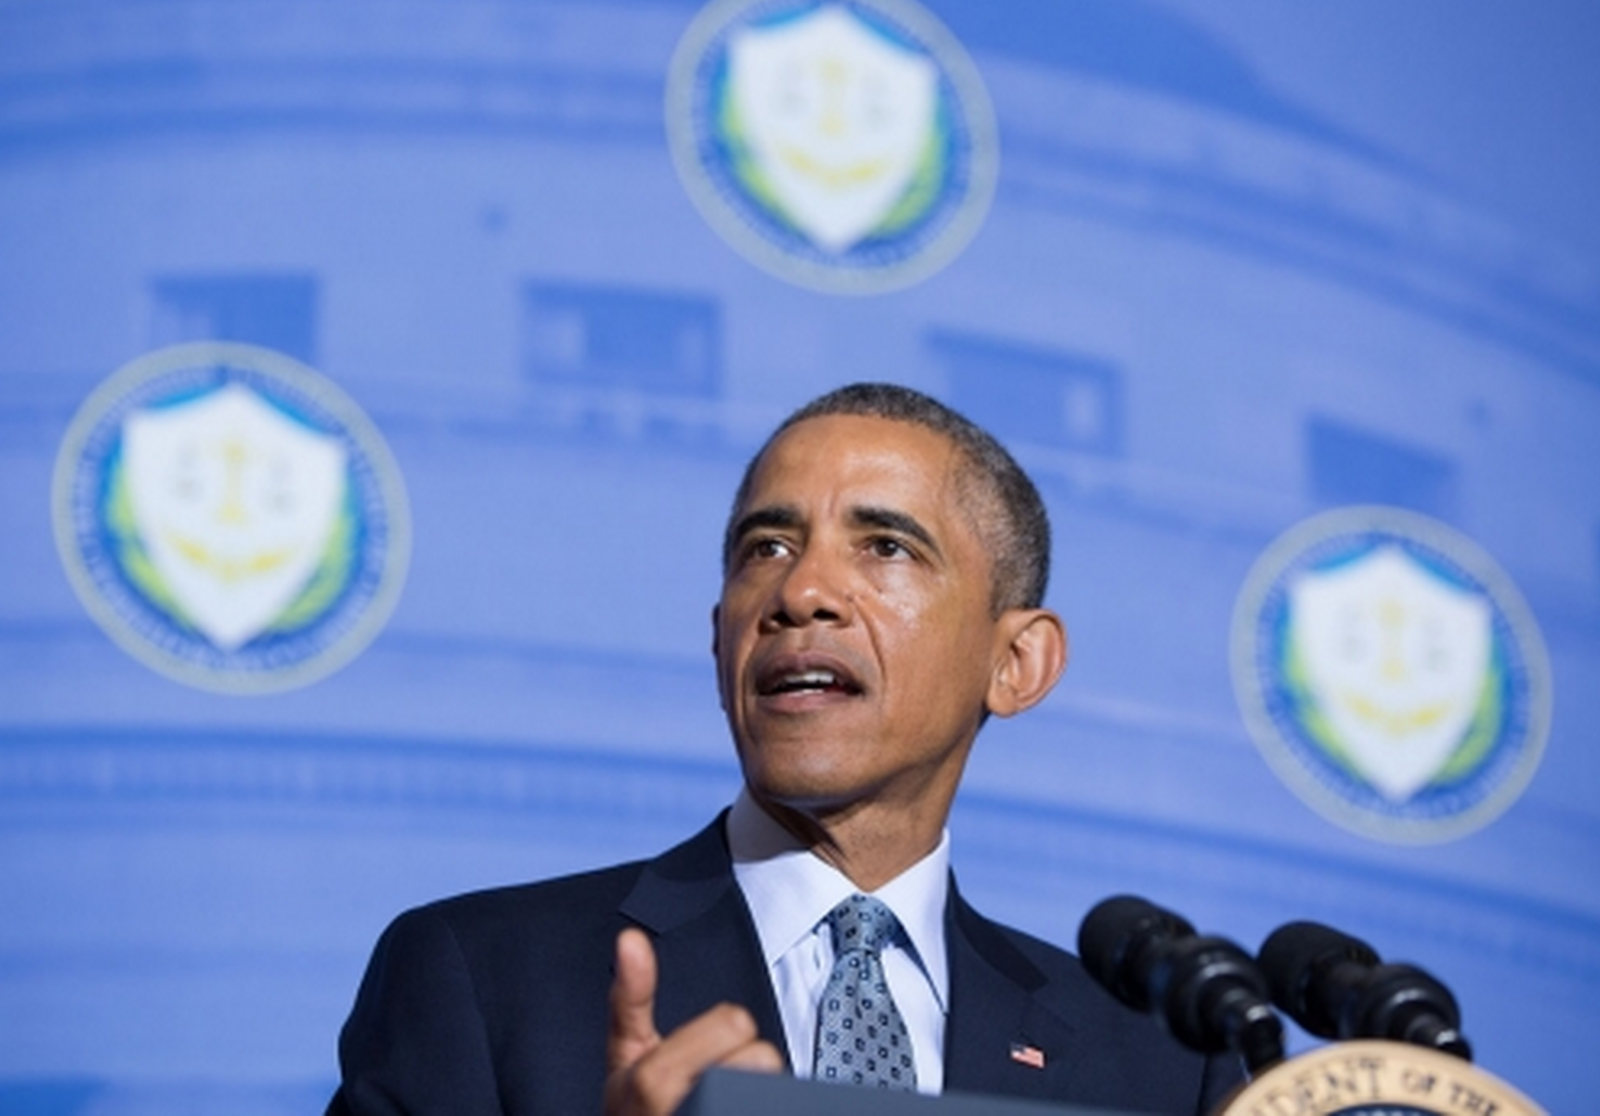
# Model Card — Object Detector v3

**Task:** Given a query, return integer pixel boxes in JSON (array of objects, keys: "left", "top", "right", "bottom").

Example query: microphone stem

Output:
[
  {"left": 1406, "top": 1018, "right": 1473, "bottom": 1062},
  {"left": 1208, "top": 983, "right": 1285, "bottom": 1074},
  {"left": 1234, "top": 1003, "right": 1286, "bottom": 1075}
]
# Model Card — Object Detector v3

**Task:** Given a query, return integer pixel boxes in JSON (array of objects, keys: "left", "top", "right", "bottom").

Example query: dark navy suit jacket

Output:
[{"left": 329, "top": 817, "right": 1239, "bottom": 1115}]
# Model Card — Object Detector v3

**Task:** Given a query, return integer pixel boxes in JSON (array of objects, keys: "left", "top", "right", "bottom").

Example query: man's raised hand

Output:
[{"left": 604, "top": 928, "right": 784, "bottom": 1116}]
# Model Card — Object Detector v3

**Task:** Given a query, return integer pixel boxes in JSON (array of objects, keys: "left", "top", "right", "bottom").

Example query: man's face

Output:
[{"left": 714, "top": 414, "right": 1009, "bottom": 826}]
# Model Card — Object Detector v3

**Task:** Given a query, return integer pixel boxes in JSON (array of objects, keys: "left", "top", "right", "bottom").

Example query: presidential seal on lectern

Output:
[{"left": 1218, "top": 1040, "right": 1545, "bottom": 1116}]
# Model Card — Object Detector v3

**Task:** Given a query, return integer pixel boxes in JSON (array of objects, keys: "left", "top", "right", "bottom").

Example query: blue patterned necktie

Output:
[{"left": 812, "top": 894, "right": 918, "bottom": 1091}]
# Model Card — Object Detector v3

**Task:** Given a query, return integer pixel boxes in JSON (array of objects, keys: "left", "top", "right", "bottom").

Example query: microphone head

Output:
[
  {"left": 1258, "top": 921, "right": 1471, "bottom": 1060},
  {"left": 1078, "top": 895, "right": 1197, "bottom": 1012},
  {"left": 1357, "top": 963, "right": 1472, "bottom": 1062},
  {"left": 1258, "top": 920, "right": 1379, "bottom": 1037},
  {"left": 1080, "top": 896, "right": 1286, "bottom": 1072},
  {"left": 1153, "top": 934, "right": 1279, "bottom": 1059}
]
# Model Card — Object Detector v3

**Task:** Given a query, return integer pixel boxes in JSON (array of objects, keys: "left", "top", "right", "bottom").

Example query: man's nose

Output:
[{"left": 767, "top": 545, "right": 854, "bottom": 628}]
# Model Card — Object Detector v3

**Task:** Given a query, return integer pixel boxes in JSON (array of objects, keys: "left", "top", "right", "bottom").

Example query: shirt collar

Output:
[{"left": 727, "top": 788, "right": 951, "bottom": 1010}]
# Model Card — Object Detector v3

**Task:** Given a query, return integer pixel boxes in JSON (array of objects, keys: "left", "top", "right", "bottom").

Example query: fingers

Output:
[
  {"left": 604, "top": 929, "right": 784, "bottom": 1116},
  {"left": 609, "top": 927, "right": 663, "bottom": 1071},
  {"left": 608, "top": 1003, "right": 781, "bottom": 1116},
  {"left": 717, "top": 1033, "right": 786, "bottom": 1074}
]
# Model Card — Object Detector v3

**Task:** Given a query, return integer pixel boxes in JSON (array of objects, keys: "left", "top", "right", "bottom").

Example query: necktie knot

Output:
[{"left": 827, "top": 893, "right": 899, "bottom": 957}]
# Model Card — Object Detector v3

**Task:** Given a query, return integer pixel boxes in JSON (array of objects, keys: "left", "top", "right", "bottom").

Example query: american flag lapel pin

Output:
[{"left": 1009, "top": 1042, "right": 1046, "bottom": 1070}]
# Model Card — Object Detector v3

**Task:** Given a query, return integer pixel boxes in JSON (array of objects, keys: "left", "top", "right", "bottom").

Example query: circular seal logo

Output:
[
  {"left": 52, "top": 342, "right": 411, "bottom": 694},
  {"left": 666, "top": 0, "right": 999, "bottom": 294},
  {"left": 1219, "top": 1040, "right": 1547, "bottom": 1116},
  {"left": 1231, "top": 507, "right": 1551, "bottom": 843}
]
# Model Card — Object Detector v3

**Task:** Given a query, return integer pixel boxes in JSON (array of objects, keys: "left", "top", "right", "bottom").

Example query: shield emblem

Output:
[
  {"left": 728, "top": 5, "right": 937, "bottom": 252},
  {"left": 122, "top": 383, "right": 347, "bottom": 650},
  {"left": 1289, "top": 545, "right": 1492, "bottom": 801}
]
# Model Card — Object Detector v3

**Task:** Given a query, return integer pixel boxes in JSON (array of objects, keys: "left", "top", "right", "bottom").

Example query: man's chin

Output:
[{"left": 745, "top": 763, "right": 895, "bottom": 822}]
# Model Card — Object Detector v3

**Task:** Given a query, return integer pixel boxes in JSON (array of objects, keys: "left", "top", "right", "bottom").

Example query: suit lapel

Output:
[
  {"left": 617, "top": 816, "right": 791, "bottom": 1068},
  {"left": 614, "top": 821, "right": 1122, "bottom": 1099},
  {"left": 944, "top": 888, "right": 1089, "bottom": 1103}
]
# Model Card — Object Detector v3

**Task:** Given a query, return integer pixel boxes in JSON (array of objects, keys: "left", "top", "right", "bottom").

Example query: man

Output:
[{"left": 329, "top": 383, "right": 1239, "bottom": 1116}]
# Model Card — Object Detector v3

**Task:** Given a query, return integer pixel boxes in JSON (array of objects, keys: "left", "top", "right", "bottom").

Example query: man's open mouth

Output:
[{"left": 756, "top": 663, "right": 863, "bottom": 698}]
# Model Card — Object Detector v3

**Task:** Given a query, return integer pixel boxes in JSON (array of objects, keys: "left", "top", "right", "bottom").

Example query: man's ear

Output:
[
  {"left": 986, "top": 608, "right": 1068, "bottom": 718},
  {"left": 710, "top": 604, "right": 727, "bottom": 711}
]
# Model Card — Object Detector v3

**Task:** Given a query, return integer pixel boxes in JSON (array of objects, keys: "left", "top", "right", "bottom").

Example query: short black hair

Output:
[{"left": 723, "top": 382, "right": 1051, "bottom": 613}]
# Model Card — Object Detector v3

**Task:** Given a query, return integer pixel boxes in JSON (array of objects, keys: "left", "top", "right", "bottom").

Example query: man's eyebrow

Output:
[
  {"left": 726, "top": 505, "right": 801, "bottom": 558},
  {"left": 850, "top": 505, "right": 941, "bottom": 558}
]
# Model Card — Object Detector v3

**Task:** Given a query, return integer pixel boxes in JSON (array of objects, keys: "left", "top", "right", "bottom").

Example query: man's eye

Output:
[
  {"left": 868, "top": 537, "right": 910, "bottom": 559},
  {"left": 745, "top": 537, "right": 791, "bottom": 561}
]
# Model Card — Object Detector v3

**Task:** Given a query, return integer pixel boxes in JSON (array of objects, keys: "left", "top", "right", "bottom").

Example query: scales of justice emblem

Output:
[
  {"left": 1288, "top": 544, "right": 1492, "bottom": 804},
  {"left": 54, "top": 342, "right": 409, "bottom": 693},
  {"left": 728, "top": 5, "right": 938, "bottom": 253},
  {"left": 1231, "top": 508, "right": 1550, "bottom": 843},
  {"left": 668, "top": 0, "right": 998, "bottom": 293},
  {"left": 121, "top": 382, "right": 348, "bottom": 652}
]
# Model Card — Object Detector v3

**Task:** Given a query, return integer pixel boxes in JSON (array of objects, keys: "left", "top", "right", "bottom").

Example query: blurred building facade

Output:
[{"left": 0, "top": 1, "right": 1596, "bottom": 1111}]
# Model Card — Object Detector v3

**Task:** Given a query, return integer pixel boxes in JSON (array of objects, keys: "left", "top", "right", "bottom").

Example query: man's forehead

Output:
[
  {"left": 746, "top": 413, "right": 962, "bottom": 494},
  {"left": 733, "top": 415, "right": 979, "bottom": 542}
]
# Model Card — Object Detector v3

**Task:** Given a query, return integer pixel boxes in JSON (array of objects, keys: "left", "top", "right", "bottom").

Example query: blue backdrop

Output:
[{"left": 1, "top": 1, "right": 1597, "bottom": 1112}]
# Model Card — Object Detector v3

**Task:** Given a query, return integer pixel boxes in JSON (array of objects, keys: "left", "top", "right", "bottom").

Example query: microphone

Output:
[
  {"left": 1258, "top": 920, "right": 1472, "bottom": 1061},
  {"left": 1079, "top": 896, "right": 1285, "bottom": 1074}
]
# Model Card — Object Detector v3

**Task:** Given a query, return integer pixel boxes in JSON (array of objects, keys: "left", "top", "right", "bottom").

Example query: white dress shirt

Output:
[{"left": 726, "top": 789, "right": 950, "bottom": 1095}]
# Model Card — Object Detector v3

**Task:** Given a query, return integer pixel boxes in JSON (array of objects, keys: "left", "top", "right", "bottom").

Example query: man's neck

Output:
[{"left": 745, "top": 789, "right": 950, "bottom": 893}]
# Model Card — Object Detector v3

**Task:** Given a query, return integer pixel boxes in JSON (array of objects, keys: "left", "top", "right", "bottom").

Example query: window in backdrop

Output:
[
  {"left": 930, "top": 330, "right": 1123, "bottom": 457},
  {"left": 1305, "top": 416, "right": 1459, "bottom": 521},
  {"left": 522, "top": 282, "right": 720, "bottom": 398},
  {"left": 150, "top": 274, "right": 319, "bottom": 365}
]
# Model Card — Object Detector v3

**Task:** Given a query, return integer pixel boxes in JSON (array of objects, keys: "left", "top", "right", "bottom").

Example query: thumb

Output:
[{"left": 608, "top": 927, "right": 661, "bottom": 1071}]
